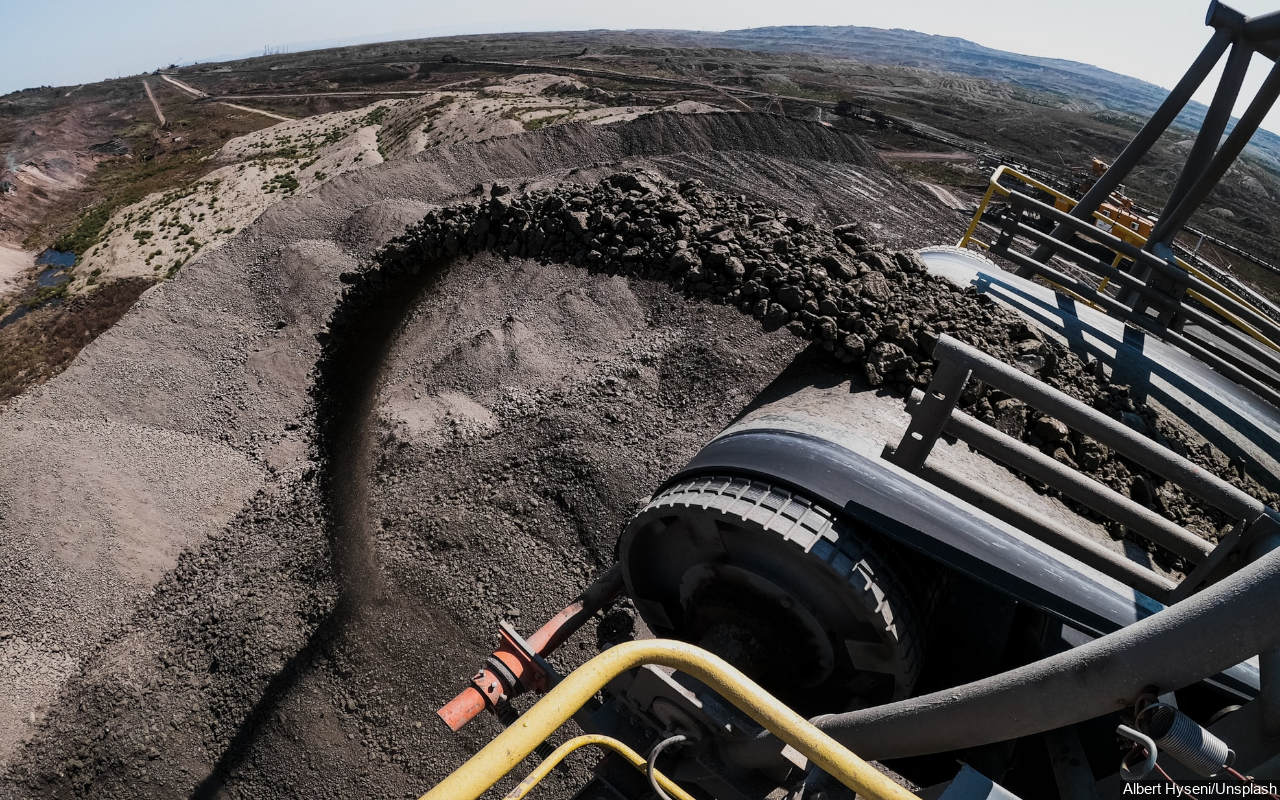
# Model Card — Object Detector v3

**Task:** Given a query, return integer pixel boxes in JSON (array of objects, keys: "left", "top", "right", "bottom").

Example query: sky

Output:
[{"left": 3, "top": 0, "right": 1280, "bottom": 132}]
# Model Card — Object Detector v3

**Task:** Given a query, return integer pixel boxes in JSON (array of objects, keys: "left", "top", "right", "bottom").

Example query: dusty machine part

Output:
[
  {"left": 619, "top": 333, "right": 1274, "bottom": 779},
  {"left": 653, "top": 378, "right": 1186, "bottom": 648},
  {"left": 619, "top": 475, "right": 922, "bottom": 715},
  {"left": 1138, "top": 702, "right": 1236, "bottom": 777},
  {"left": 719, "top": 542, "right": 1280, "bottom": 766},
  {"left": 438, "top": 567, "right": 624, "bottom": 730},
  {"left": 888, "top": 334, "right": 1280, "bottom": 605}
]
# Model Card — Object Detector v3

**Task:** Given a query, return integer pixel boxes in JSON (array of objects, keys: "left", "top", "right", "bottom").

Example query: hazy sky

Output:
[{"left": 4, "top": 0, "right": 1280, "bottom": 131}]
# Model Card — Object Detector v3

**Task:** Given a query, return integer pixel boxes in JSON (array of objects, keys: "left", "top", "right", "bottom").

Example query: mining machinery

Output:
[{"left": 426, "top": 3, "right": 1280, "bottom": 797}]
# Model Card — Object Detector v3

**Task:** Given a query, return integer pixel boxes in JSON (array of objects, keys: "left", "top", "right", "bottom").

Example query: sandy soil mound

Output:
[
  {"left": 0, "top": 244, "right": 30, "bottom": 295},
  {"left": 70, "top": 74, "right": 720, "bottom": 296}
]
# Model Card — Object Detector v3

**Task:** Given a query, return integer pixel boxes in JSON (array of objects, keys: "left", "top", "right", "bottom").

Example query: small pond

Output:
[{"left": 35, "top": 249, "right": 75, "bottom": 287}]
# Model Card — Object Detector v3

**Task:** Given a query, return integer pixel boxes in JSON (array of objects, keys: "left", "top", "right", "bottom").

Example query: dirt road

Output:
[
  {"left": 160, "top": 73, "right": 292, "bottom": 122},
  {"left": 142, "top": 79, "right": 165, "bottom": 127},
  {"left": 877, "top": 149, "right": 975, "bottom": 161},
  {"left": 216, "top": 102, "right": 293, "bottom": 122},
  {"left": 213, "top": 90, "right": 430, "bottom": 100},
  {"left": 159, "top": 73, "right": 207, "bottom": 98},
  {"left": 918, "top": 180, "right": 969, "bottom": 210}
]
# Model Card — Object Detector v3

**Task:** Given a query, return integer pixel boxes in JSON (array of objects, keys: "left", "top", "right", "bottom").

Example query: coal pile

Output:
[{"left": 322, "top": 171, "right": 1277, "bottom": 566}]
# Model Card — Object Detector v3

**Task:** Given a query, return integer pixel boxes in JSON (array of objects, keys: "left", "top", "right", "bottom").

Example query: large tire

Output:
[{"left": 619, "top": 475, "right": 922, "bottom": 715}]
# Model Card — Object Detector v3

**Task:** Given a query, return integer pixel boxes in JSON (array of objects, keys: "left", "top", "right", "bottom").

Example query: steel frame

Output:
[{"left": 886, "top": 334, "right": 1278, "bottom": 600}]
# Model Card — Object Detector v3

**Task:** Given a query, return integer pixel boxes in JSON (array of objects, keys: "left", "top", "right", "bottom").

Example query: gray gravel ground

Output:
[{"left": 3, "top": 110, "right": 1270, "bottom": 800}]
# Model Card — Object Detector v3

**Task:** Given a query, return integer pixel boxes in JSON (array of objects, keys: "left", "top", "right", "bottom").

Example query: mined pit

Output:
[{"left": 2, "top": 112, "right": 1275, "bottom": 799}]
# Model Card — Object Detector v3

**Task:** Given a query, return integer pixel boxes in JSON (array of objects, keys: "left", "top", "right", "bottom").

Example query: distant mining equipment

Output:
[{"left": 426, "top": 3, "right": 1280, "bottom": 798}]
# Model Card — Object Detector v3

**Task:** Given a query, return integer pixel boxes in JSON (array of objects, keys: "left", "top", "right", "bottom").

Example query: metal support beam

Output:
[
  {"left": 916, "top": 463, "right": 1176, "bottom": 600},
  {"left": 1006, "top": 190, "right": 1280, "bottom": 349},
  {"left": 1157, "top": 58, "right": 1280, "bottom": 242},
  {"left": 1152, "top": 39, "right": 1254, "bottom": 245},
  {"left": 886, "top": 360, "right": 970, "bottom": 470},
  {"left": 931, "top": 336, "right": 1268, "bottom": 521},
  {"left": 995, "top": 245, "right": 1280, "bottom": 409},
  {"left": 1027, "top": 26, "right": 1234, "bottom": 269},
  {"left": 1153, "top": 39, "right": 1253, "bottom": 240},
  {"left": 908, "top": 390, "right": 1212, "bottom": 562}
]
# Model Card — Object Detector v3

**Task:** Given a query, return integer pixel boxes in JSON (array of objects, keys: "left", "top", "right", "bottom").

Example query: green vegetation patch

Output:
[
  {"left": 51, "top": 204, "right": 113, "bottom": 261},
  {"left": 262, "top": 172, "right": 300, "bottom": 194},
  {"left": 523, "top": 111, "right": 571, "bottom": 131}
]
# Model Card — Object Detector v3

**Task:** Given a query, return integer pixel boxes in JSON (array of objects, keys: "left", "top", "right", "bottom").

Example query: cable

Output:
[
  {"left": 1227, "top": 766, "right": 1280, "bottom": 800},
  {"left": 646, "top": 733, "right": 688, "bottom": 800},
  {"left": 1154, "top": 763, "right": 1200, "bottom": 800}
]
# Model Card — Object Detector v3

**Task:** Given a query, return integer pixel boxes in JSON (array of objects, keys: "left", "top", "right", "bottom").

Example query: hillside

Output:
[
  {"left": 3, "top": 26, "right": 1280, "bottom": 398},
  {"left": 703, "top": 25, "right": 1280, "bottom": 166}
]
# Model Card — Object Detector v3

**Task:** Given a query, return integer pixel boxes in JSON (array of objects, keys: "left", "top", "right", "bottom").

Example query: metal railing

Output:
[
  {"left": 884, "top": 335, "right": 1279, "bottom": 604},
  {"left": 958, "top": 166, "right": 1280, "bottom": 394},
  {"left": 420, "top": 639, "right": 921, "bottom": 800},
  {"left": 499, "top": 734, "right": 696, "bottom": 800},
  {"left": 993, "top": 190, "right": 1280, "bottom": 408}
]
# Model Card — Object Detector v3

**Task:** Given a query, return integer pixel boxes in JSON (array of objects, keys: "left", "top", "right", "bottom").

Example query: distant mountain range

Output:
[{"left": 701, "top": 25, "right": 1280, "bottom": 172}]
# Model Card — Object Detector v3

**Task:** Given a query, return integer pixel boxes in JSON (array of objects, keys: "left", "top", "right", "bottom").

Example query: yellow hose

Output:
[
  {"left": 421, "top": 639, "right": 919, "bottom": 800},
  {"left": 500, "top": 734, "right": 696, "bottom": 800}
]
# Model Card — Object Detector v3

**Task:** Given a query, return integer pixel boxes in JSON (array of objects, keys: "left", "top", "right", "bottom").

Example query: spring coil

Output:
[{"left": 1140, "top": 702, "right": 1235, "bottom": 777}]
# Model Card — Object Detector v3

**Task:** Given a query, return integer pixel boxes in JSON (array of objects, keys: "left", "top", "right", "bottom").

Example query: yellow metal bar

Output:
[
  {"left": 500, "top": 734, "right": 696, "bottom": 800},
  {"left": 958, "top": 179, "right": 999, "bottom": 249},
  {"left": 1187, "top": 289, "right": 1279, "bottom": 351},
  {"left": 1098, "top": 252, "right": 1124, "bottom": 294},
  {"left": 421, "top": 639, "right": 920, "bottom": 800},
  {"left": 1036, "top": 276, "right": 1106, "bottom": 313},
  {"left": 1174, "top": 254, "right": 1270, "bottom": 320}
]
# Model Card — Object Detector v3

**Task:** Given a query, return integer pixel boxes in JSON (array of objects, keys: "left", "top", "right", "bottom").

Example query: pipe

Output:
[
  {"left": 724, "top": 542, "right": 1280, "bottom": 765},
  {"left": 1251, "top": 532, "right": 1280, "bottom": 737},
  {"left": 437, "top": 566, "right": 624, "bottom": 731},
  {"left": 499, "top": 734, "right": 697, "bottom": 800},
  {"left": 421, "top": 639, "right": 921, "bottom": 800}
]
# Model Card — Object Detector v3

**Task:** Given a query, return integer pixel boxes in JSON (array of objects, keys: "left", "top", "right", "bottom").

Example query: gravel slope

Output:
[{"left": 0, "top": 112, "right": 958, "bottom": 798}]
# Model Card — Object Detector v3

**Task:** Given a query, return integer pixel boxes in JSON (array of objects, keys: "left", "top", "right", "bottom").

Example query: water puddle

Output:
[
  {"left": 0, "top": 249, "right": 75, "bottom": 329},
  {"left": 36, "top": 249, "right": 75, "bottom": 286}
]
